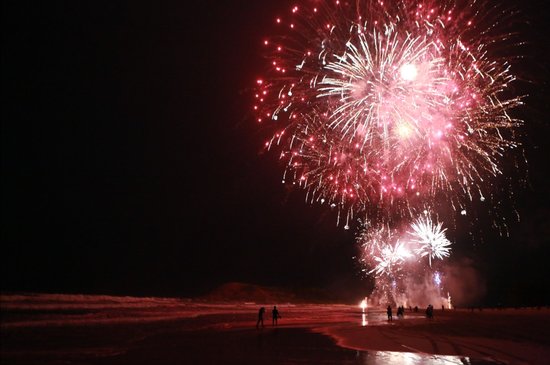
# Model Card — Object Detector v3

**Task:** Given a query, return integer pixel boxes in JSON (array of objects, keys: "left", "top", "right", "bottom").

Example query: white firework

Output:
[
  {"left": 370, "top": 240, "right": 412, "bottom": 277},
  {"left": 409, "top": 216, "right": 451, "bottom": 267}
]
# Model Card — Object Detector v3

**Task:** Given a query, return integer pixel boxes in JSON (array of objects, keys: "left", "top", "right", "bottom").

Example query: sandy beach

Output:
[{"left": 1, "top": 294, "right": 550, "bottom": 364}]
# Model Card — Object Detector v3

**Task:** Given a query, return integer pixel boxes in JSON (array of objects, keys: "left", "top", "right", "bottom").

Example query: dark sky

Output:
[{"left": 2, "top": 1, "right": 549, "bottom": 305}]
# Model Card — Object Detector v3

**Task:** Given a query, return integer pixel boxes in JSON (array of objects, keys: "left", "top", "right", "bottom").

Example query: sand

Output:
[
  {"left": 1, "top": 294, "right": 549, "bottom": 364},
  {"left": 316, "top": 308, "right": 550, "bottom": 364}
]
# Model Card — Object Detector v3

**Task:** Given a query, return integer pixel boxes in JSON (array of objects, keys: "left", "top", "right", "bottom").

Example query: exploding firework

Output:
[
  {"left": 358, "top": 216, "right": 451, "bottom": 277},
  {"left": 409, "top": 215, "right": 452, "bottom": 267},
  {"left": 358, "top": 225, "right": 413, "bottom": 277},
  {"left": 254, "top": 0, "right": 526, "bottom": 307},
  {"left": 357, "top": 216, "right": 452, "bottom": 303},
  {"left": 255, "top": 0, "right": 523, "bottom": 225}
]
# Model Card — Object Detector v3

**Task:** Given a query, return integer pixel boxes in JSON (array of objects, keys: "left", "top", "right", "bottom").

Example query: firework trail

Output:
[{"left": 255, "top": 0, "right": 523, "bottom": 225}]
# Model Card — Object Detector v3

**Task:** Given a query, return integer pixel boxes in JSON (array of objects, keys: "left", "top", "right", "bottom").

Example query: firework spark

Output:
[
  {"left": 357, "top": 216, "right": 452, "bottom": 302},
  {"left": 255, "top": 0, "right": 525, "bottom": 306},
  {"left": 358, "top": 216, "right": 451, "bottom": 278},
  {"left": 255, "top": 0, "right": 523, "bottom": 224},
  {"left": 358, "top": 224, "right": 411, "bottom": 279},
  {"left": 371, "top": 240, "right": 413, "bottom": 276},
  {"left": 409, "top": 215, "right": 452, "bottom": 267}
]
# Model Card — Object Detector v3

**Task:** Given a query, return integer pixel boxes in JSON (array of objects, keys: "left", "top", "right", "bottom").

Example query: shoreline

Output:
[
  {"left": 2, "top": 294, "right": 550, "bottom": 364},
  {"left": 313, "top": 308, "right": 550, "bottom": 365}
]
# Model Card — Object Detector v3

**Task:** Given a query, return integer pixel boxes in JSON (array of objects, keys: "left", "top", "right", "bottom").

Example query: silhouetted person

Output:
[
  {"left": 426, "top": 304, "right": 433, "bottom": 319},
  {"left": 414, "top": 306, "right": 418, "bottom": 313},
  {"left": 387, "top": 305, "right": 393, "bottom": 321},
  {"left": 256, "top": 307, "right": 265, "bottom": 329},
  {"left": 272, "top": 306, "right": 280, "bottom": 326}
]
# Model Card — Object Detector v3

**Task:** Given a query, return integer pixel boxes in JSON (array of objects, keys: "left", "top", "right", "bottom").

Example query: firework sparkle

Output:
[
  {"left": 356, "top": 216, "right": 453, "bottom": 304},
  {"left": 254, "top": 0, "right": 526, "bottom": 305},
  {"left": 410, "top": 215, "right": 452, "bottom": 267},
  {"left": 255, "top": 0, "right": 523, "bottom": 225}
]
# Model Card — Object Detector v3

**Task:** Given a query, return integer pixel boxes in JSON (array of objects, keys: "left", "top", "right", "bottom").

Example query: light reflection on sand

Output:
[
  {"left": 1, "top": 294, "right": 546, "bottom": 365},
  {"left": 360, "top": 351, "right": 502, "bottom": 365}
]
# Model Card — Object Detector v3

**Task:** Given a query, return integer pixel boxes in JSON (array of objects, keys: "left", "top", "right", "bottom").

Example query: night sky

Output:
[{"left": 2, "top": 1, "right": 549, "bottom": 305}]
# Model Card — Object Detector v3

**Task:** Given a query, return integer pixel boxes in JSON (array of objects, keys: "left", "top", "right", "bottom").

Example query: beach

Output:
[{"left": 1, "top": 294, "right": 549, "bottom": 364}]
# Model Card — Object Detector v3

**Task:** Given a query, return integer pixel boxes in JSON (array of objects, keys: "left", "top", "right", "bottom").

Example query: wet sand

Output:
[
  {"left": 1, "top": 294, "right": 550, "bottom": 364},
  {"left": 317, "top": 308, "right": 550, "bottom": 365}
]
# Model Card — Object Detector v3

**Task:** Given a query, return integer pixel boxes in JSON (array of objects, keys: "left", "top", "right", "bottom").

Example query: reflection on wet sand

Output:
[{"left": 1, "top": 294, "right": 548, "bottom": 364}]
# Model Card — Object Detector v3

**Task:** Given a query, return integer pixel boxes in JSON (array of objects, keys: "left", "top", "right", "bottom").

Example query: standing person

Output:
[
  {"left": 387, "top": 305, "right": 393, "bottom": 321},
  {"left": 426, "top": 304, "right": 434, "bottom": 319},
  {"left": 398, "top": 306, "right": 405, "bottom": 318},
  {"left": 256, "top": 307, "right": 265, "bottom": 329},
  {"left": 272, "top": 306, "right": 280, "bottom": 326}
]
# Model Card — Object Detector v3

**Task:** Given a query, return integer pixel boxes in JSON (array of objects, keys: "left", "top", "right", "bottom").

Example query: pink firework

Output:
[
  {"left": 255, "top": 0, "right": 523, "bottom": 224},
  {"left": 358, "top": 224, "right": 413, "bottom": 279}
]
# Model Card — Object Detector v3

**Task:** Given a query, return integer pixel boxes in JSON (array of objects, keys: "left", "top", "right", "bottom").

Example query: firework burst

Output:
[
  {"left": 356, "top": 217, "right": 452, "bottom": 304},
  {"left": 409, "top": 215, "right": 452, "bottom": 267},
  {"left": 255, "top": 0, "right": 523, "bottom": 224},
  {"left": 254, "top": 0, "right": 526, "bottom": 306},
  {"left": 358, "top": 225, "right": 413, "bottom": 278},
  {"left": 371, "top": 240, "right": 413, "bottom": 277},
  {"left": 358, "top": 216, "right": 451, "bottom": 277}
]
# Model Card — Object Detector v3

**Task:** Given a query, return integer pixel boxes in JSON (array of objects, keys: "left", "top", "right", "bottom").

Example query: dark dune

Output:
[
  {"left": 198, "top": 282, "right": 298, "bottom": 303},
  {"left": 199, "top": 282, "right": 340, "bottom": 303}
]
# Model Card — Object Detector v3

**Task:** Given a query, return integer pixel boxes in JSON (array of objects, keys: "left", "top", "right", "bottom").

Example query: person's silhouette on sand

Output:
[
  {"left": 272, "top": 306, "right": 280, "bottom": 326},
  {"left": 387, "top": 305, "right": 393, "bottom": 321},
  {"left": 256, "top": 307, "right": 265, "bottom": 329},
  {"left": 426, "top": 304, "right": 434, "bottom": 319}
]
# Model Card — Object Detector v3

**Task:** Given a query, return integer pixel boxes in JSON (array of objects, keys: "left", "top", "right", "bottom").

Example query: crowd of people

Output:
[
  {"left": 386, "top": 304, "right": 436, "bottom": 321},
  {"left": 258, "top": 303, "right": 437, "bottom": 328}
]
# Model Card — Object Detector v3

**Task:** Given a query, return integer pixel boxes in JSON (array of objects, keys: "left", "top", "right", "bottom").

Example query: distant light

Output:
[{"left": 434, "top": 272, "right": 442, "bottom": 285}]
